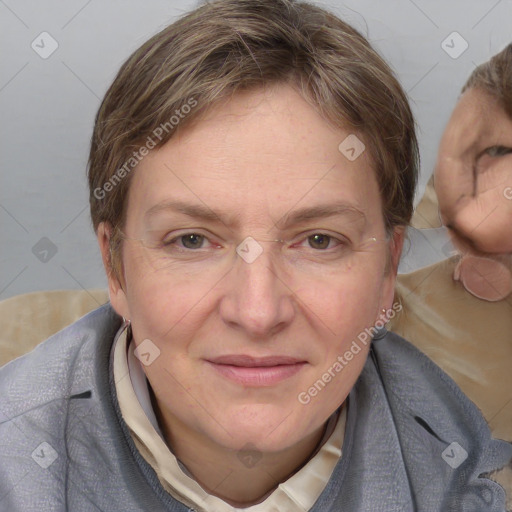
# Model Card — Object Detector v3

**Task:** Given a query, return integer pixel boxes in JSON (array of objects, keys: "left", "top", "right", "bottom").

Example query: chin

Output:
[{"left": 211, "top": 405, "right": 307, "bottom": 451}]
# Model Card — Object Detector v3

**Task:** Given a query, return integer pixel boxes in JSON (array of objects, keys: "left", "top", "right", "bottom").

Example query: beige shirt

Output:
[{"left": 113, "top": 326, "right": 347, "bottom": 512}]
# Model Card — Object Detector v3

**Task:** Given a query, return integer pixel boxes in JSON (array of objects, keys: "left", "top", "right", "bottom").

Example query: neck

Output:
[{"left": 151, "top": 389, "right": 337, "bottom": 506}]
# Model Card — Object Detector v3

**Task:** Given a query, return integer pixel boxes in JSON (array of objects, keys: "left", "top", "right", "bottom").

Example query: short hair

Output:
[
  {"left": 87, "top": 0, "right": 418, "bottom": 274},
  {"left": 462, "top": 43, "right": 512, "bottom": 118}
]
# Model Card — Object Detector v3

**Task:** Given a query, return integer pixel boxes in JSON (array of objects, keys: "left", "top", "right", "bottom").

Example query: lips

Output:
[
  {"left": 206, "top": 355, "right": 307, "bottom": 386},
  {"left": 208, "top": 355, "right": 305, "bottom": 367}
]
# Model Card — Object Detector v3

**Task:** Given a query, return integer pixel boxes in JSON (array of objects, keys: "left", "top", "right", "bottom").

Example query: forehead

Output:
[
  {"left": 444, "top": 87, "right": 512, "bottom": 148},
  {"left": 455, "top": 87, "right": 504, "bottom": 119},
  {"left": 126, "top": 84, "right": 381, "bottom": 226}
]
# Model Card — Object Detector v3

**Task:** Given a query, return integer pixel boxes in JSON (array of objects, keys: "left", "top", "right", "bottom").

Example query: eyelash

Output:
[
  {"left": 161, "top": 231, "right": 349, "bottom": 253},
  {"left": 483, "top": 145, "right": 512, "bottom": 157}
]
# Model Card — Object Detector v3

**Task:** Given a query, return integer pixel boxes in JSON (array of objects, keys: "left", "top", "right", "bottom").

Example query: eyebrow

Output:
[
  {"left": 277, "top": 203, "right": 367, "bottom": 230},
  {"left": 144, "top": 199, "right": 367, "bottom": 229},
  {"left": 145, "top": 199, "right": 223, "bottom": 223}
]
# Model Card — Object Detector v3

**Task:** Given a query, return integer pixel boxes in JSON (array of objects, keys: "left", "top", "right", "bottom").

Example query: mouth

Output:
[{"left": 205, "top": 355, "right": 308, "bottom": 386}]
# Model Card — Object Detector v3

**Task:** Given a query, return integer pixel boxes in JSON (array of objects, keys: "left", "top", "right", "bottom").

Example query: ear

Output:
[
  {"left": 97, "top": 222, "right": 131, "bottom": 320},
  {"left": 380, "top": 226, "right": 405, "bottom": 311},
  {"left": 388, "top": 226, "right": 405, "bottom": 275}
]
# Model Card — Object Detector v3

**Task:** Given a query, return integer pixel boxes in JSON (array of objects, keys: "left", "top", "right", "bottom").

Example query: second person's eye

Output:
[{"left": 484, "top": 145, "right": 512, "bottom": 157}]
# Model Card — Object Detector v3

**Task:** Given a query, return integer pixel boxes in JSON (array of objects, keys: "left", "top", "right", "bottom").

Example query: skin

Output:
[
  {"left": 435, "top": 87, "right": 512, "bottom": 255},
  {"left": 98, "top": 84, "right": 403, "bottom": 506}
]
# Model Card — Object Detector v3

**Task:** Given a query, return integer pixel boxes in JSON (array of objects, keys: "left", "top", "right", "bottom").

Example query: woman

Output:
[
  {"left": 1, "top": 0, "right": 510, "bottom": 510},
  {"left": 435, "top": 43, "right": 512, "bottom": 301}
]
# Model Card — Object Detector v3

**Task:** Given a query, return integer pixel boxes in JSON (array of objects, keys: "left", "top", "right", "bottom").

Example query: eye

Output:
[
  {"left": 163, "top": 233, "right": 211, "bottom": 250},
  {"left": 296, "top": 233, "right": 346, "bottom": 251},
  {"left": 484, "top": 145, "right": 512, "bottom": 157}
]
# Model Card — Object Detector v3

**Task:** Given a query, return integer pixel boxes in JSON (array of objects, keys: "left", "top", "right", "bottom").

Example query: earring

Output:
[
  {"left": 372, "top": 308, "right": 388, "bottom": 341},
  {"left": 122, "top": 317, "right": 132, "bottom": 340}
]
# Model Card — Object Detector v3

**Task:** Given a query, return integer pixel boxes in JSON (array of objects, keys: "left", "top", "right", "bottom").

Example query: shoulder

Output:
[
  {"left": 370, "top": 330, "right": 494, "bottom": 441},
  {"left": 0, "top": 303, "right": 122, "bottom": 420},
  {"left": 372, "top": 330, "right": 486, "bottom": 424},
  {"left": 0, "top": 304, "right": 141, "bottom": 510},
  {"left": 368, "top": 330, "right": 512, "bottom": 505}
]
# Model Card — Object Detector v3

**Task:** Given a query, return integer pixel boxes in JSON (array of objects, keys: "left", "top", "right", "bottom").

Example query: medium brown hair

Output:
[
  {"left": 87, "top": 0, "right": 418, "bottom": 273},
  {"left": 462, "top": 43, "right": 512, "bottom": 118}
]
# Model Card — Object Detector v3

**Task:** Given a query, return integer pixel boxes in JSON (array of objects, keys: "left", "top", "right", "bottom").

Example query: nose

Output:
[{"left": 219, "top": 243, "right": 295, "bottom": 339}]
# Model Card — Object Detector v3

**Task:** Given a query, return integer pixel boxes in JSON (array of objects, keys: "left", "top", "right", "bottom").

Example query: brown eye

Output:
[
  {"left": 308, "top": 234, "right": 332, "bottom": 250},
  {"left": 180, "top": 234, "right": 205, "bottom": 249}
]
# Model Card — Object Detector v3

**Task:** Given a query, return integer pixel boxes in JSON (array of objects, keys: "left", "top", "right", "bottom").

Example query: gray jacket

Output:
[{"left": 0, "top": 304, "right": 511, "bottom": 511}]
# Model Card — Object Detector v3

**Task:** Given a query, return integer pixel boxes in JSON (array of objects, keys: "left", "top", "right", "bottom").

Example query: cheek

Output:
[
  {"left": 128, "top": 280, "right": 207, "bottom": 344},
  {"left": 292, "top": 265, "right": 382, "bottom": 414},
  {"left": 295, "top": 259, "right": 385, "bottom": 330},
  {"left": 121, "top": 249, "right": 206, "bottom": 340}
]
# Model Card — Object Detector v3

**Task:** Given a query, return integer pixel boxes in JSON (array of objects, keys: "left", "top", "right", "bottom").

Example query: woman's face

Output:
[
  {"left": 102, "top": 84, "right": 402, "bottom": 454},
  {"left": 435, "top": 87, "right": 512, "bottom": 254}
]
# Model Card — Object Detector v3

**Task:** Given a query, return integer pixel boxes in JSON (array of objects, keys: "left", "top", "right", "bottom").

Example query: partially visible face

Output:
[
  {"left": 435, "top": 87, "right": 512, "bottom": 254},
  {"left": 103, "top": 84, "right": 401, "bottom": 453}
]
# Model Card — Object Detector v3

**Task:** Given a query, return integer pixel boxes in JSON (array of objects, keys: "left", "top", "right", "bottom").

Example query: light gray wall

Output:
[{"left": 1, "top": 0, "right": 511, "bottom": 299}]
